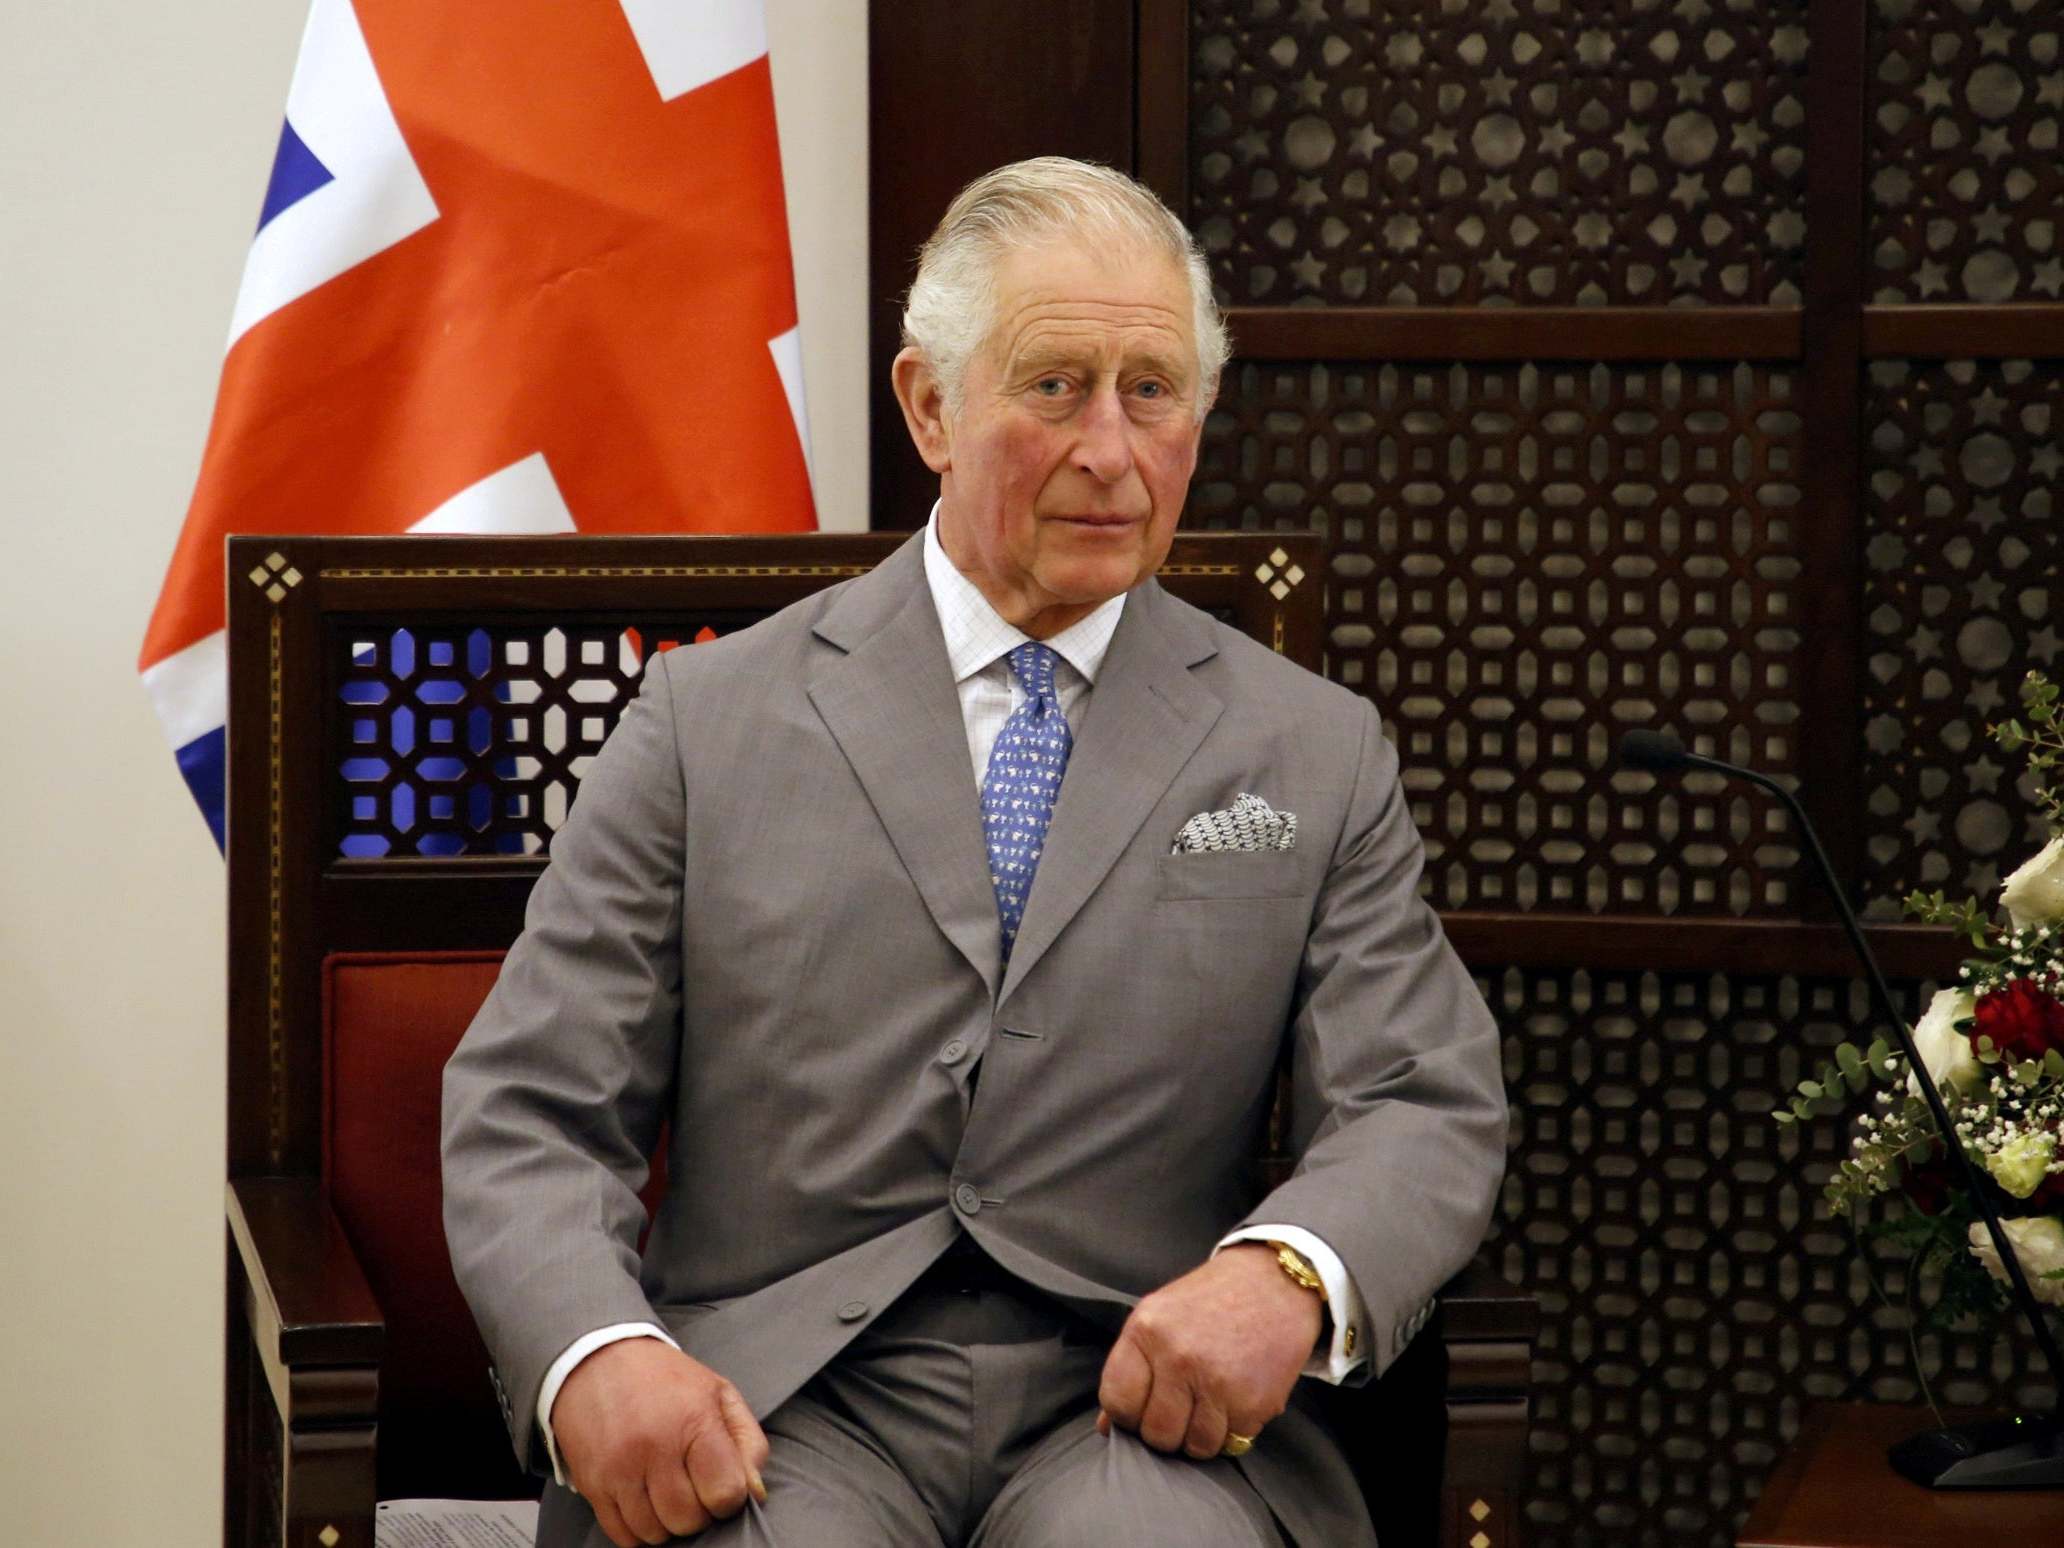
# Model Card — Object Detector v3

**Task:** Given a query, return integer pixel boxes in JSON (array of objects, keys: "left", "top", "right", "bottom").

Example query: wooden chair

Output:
[{"left": 220, "top": 530, "right": 1538, "bottom": 1548}]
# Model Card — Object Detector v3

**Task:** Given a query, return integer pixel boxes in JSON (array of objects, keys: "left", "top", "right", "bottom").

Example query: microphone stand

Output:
[{"left": 1620, "top": 730, "right": 2064, "bottom": 1487}]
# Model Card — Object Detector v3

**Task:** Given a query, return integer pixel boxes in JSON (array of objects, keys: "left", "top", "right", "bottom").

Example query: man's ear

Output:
[{"left": 891, "top": 348, "right": 953, "bottom": 474}]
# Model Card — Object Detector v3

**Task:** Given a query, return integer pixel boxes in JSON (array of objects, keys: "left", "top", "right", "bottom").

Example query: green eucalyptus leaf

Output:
[{"left": 1798, "top": 1079, "right": 1824, "bottom": 1100}]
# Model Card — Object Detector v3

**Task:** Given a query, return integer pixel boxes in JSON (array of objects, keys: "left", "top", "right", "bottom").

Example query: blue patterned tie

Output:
[{"left": 980, "top": 643, "right": 1073, "bottom": 961}]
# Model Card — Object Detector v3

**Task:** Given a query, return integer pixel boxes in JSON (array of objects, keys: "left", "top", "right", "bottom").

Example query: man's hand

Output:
[
  {"left": 552, "top": 1338, "right": 770, "bottom": 1546},
  {"left": 1096, "top": 1244, "right": 1324, "bottom": 1459}
]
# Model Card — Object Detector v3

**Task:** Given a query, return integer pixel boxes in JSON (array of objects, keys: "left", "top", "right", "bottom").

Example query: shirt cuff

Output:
[
  {"left": 537, "top": 1322, "right": 681, "bottom": 1485},
  {"left": 1215, "top": 1225, "right": 1369, "bottom": 1384}
]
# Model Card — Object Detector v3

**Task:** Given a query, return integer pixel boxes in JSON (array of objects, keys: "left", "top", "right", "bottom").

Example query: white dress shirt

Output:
[{"left": 536, "top": 511, "right": 1368, "bottom": 1478}]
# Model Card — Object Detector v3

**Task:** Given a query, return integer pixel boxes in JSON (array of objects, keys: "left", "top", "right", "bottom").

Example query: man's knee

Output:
[{"left": 977, "top": 1429, "right": 1284, "bottom": 1548}]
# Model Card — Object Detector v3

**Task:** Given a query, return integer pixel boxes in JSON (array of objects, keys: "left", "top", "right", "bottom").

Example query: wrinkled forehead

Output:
[{"left": 984, "top": 237, "right": 1199, "bottom": 376}]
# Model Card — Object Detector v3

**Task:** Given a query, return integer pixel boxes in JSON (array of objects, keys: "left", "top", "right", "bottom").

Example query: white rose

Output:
[
  {"left": 1968, "top": 1215, "right": 2064, "bottom": 1308},
  {"left": 2001, "top": 833, "right": 2064, "bottom": 930},
  {"left": 1907, "top": 987, "right": 1980, "bottom": 1099}
]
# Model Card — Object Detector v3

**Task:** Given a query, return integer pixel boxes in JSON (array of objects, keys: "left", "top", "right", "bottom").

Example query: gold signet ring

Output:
[{"left": 1220, "top": 1431, "right": 1256, "bottom": 1457}]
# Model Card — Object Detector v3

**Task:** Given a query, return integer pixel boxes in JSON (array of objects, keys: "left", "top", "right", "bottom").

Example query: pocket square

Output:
[{"left": 1171, "top": 792, "right": 1297, "bottom": 854}]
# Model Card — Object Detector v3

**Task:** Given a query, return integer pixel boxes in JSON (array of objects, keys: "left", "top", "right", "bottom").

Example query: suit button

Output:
[
  {"left": 836, "top": 1300, "right": 869, "bottom": 1322},
  {"left": 953, "top": 1183, "right": 982, "bottom": 1216},
  {"left": 940, "top": 1039, "right": 968, "bottom": 1065}
]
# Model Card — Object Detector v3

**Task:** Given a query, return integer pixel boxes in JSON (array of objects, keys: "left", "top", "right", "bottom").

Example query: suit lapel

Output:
[
  {"left": 999, "top": 582, "right": 1222, "bottom": 1002},
  {"left": 807, "top": 537, "right": 1002, "bottom": 998}
]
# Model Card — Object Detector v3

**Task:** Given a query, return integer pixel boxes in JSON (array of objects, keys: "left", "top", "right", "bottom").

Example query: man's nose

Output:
[{"left": 1072, "top": 382, "right": 1134, "bottom": 484}]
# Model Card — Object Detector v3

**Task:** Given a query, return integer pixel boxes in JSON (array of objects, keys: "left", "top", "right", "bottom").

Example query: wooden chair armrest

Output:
[
  {"left": 1435, "top": 1257, "right": 1542, "bottom": 1343},
  {"left": 227, "top": 1176, "right": 384, "bottom": 1413},
  {"left": 1432, "top": 1259, "right": 1537, "bottom": 1415},
  {"left": 1428, "top": 1259, "right": 1536, "bottom": 1545},
  {"left": 226, "top": 1178, "right": 385, "bottom": 1548}
]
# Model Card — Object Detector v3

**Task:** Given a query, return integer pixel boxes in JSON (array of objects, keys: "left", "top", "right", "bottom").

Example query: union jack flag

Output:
[{"left": 140, "top": 0, "right": 816, "bottom": 844}]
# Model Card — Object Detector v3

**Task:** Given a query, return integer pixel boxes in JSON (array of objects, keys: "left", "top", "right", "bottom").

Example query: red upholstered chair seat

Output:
[{"left": 322, "top": 951, "right": 667, "bottom": 1500}]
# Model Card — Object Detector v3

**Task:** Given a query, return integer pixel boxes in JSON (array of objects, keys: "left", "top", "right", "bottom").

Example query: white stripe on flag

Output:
[
  {"left": 768, "top": 324, "right": 812, "bottom": 494},
  {"left": 227, "top": 0, "right": 439, "bottom": 348},
  {"left": 142, "top": 630, "right": 228, "bottom": 753},
  {"left": 407, "top": 453, "right": 580, "bottom": 535},
  {"left": 620, "top": 0, "right": 768, "bottom": 102}
]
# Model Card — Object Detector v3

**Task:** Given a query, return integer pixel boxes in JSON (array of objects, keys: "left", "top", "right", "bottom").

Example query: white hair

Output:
[{"left": 900, "top": 157, "right": 1230, "bottom": 420}]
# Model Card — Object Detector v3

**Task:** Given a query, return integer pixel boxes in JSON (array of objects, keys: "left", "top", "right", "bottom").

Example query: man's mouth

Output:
[{"left": 1050, "top": 513, "right": 1140, "bottom": 528}]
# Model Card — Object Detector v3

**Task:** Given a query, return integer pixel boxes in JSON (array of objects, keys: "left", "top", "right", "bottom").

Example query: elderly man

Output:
[{"left": 442, "top": 157, "right": 1505, "bottom": 1548}]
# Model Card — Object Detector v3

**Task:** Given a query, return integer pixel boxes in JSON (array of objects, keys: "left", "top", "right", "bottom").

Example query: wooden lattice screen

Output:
[{"left": 869, "top": 3, "right": 2063, "bottom": 1542}]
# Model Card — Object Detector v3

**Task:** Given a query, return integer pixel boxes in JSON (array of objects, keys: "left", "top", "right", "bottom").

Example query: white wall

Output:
[{"left": 0, "top": 5, "right": 868, "bottom": 1543}]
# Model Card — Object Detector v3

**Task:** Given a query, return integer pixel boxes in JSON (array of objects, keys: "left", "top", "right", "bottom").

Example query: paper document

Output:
[{"left": 375, "top": 1498, "right": 539, "bottom": 1548}]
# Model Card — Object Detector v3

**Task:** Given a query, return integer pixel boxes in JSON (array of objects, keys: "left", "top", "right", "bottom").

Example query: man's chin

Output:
[
  {"left": 1038, "top": 524, "right": 1170, "bottom": 599},
  {"left": 1034, "top": 554, "right": 1152, "bottom": 609}
]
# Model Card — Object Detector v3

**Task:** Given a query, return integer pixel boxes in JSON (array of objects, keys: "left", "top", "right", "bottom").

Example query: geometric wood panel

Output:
[
  {"left": 1190, "top": 0, "right": 1811, "bottom": 306},
  {"left": 1867, "top": 0, "right": 2064, "bottom": 303},
  {"left": 1859, "top": 356, "right": 2064, "bottom": 915},
  {"left": 1484, "top": 964, "right": 2055, "bottom": 1548},
  {"left": 1191, "top": 359, "right": 1808, "bottom": 916},
  {"left": 332, "top": 616, "right": 752, "bottom": 858}
]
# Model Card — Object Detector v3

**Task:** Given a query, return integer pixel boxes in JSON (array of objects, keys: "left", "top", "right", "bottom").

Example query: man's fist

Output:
[
  {"left": 553, "top": 1339, "right": 770, "bottom": 1546},
  {"left": 1096, "top": 1244, "right": 1323, "bottom": 1460}
]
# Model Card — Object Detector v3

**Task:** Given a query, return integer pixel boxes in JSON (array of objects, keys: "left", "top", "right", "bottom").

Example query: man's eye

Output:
[
  {"left": 1135, "top": 380, "right": 1166, "bottom": 398},
  {"left": 1034, "top": 377, "right": 1067, "bottom": 396}
]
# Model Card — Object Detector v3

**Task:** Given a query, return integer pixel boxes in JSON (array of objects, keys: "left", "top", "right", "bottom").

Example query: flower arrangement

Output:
[{"left": 1778, "top": 670, "right": 2064, "bottom": 1335}]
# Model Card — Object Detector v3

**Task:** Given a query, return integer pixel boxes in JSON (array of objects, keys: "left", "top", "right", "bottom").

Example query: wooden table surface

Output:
[{"left": 1739, "top": 1403, "right": 2064, "bottom": 1546}]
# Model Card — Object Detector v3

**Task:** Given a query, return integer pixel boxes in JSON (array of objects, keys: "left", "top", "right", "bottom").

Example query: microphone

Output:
[
  {"left": 1617, "top": 729, "right": 1692, "bottom": 773},
  {"left": 1618, "top": 730, "right": 2064, "bottom": 1488}
]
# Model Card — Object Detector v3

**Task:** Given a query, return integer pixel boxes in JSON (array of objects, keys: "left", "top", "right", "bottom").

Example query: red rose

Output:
[
  {"left": 1903, "top": 1158, "right": 1955, "bottom": 1217},
  {"left": 2030, "top": 1173, "right": 2064, "bottom": 1215},
  {"left": 1971, "top": 978, "right": 2064, "bottom": 1063}
]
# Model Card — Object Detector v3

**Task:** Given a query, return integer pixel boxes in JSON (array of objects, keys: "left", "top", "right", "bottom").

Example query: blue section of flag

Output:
[
  {"left": 257, "top": 118, "right": 335, "bottom": 233},
  {"left": 176, "top": 727, "right": 228, "bottom": 852}
]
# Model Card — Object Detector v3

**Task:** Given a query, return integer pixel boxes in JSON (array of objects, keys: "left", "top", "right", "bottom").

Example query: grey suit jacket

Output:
[{"left": 441, "top": 533, "right": 1507, "bottom": 1546}]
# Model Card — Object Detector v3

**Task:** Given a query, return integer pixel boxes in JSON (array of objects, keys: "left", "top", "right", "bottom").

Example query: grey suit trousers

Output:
[{"left": 536, "top": 1281, "right": 1303, "bottom": 1548}]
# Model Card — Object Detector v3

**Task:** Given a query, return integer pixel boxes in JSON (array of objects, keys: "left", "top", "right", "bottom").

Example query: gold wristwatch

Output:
[
  {"left": 1268, "top": 1240, "right": 1324, "bottom": 1295},
  {"left": 1267, "top": 1240, "right": 1354, "bottom": 1356}
]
